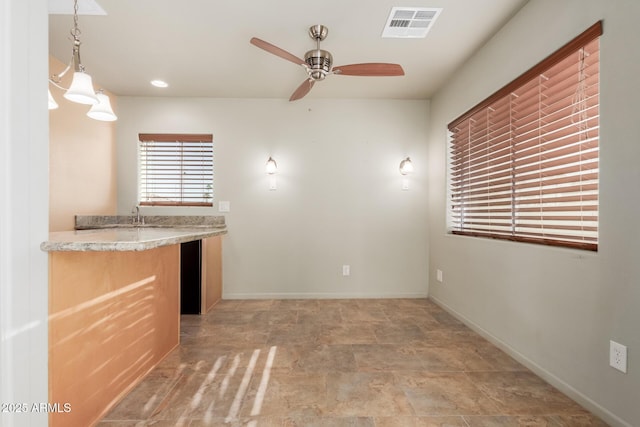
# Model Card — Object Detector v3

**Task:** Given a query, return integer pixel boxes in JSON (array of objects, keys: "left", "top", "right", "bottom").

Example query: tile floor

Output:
[{"left": 97, "top": 299, "right": 608, "bottom": 426}]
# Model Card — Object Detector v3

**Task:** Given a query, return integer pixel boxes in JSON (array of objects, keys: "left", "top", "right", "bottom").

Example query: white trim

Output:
[
  {"left": 429, "top": 296, "right": 632, "bottom": 427},
  {"left": 0, "top": 1, "right": 49, "bottom": 426},
  {"left": 223, "top": 292, "right": 428, "bottom": 300}
]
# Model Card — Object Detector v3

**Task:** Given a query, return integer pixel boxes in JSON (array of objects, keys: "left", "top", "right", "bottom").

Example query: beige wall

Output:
[
  {"left": 116, "top": 98, "right": 430, "bottom": 299},
  {"left": 49, "top": 56, "right": 117, "bottom": 231},
  {"left": 427, "top": 1, "right": 640, "bottom": 426}
]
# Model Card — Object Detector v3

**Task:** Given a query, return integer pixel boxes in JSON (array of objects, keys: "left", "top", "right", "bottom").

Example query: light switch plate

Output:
[{"left": 218, "top": 201, "right": 230, "bottom": 212}]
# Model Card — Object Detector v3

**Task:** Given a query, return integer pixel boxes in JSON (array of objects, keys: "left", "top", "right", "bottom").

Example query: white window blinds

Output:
[
  {"left": 139, "top": 133, "right": 213, "bottom": 207},
  {"left": 448, "top": 22, "right": 601, "bottom": 251}
]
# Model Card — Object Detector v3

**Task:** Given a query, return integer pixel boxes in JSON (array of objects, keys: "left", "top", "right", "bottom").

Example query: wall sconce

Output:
[
  {"left": 266, "top": 156, "right": 277, "bottom": 190},
  {"left": 399, "top": 157, "right": 413, "bottom": 190},
  {"left": 399, "top": 157, "right": 414, "bottom": 175},
  {"left": 265, "top": 157, "right": 278, "bottom": 174},
  {"left": 48, "top": 0, "right": 117, "bottom": 121}
]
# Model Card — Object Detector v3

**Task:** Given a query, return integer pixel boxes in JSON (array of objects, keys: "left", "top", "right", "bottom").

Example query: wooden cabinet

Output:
[
  {"left": 180, "top": 236, "right": 222, "bottom": 314},
  {"left": 46, "top": 230, "right": 224, "bottom": 426},
  {"left": 48, "top": 245, "right": 180, "bottom": 427},
  {"left": 201, "top": 235, "right": 222, "bottom": 313}
]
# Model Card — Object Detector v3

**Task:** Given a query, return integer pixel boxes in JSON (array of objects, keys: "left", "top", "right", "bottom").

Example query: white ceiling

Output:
[{"left": 48, "top": 0, "right": 528, "bottom": 100}]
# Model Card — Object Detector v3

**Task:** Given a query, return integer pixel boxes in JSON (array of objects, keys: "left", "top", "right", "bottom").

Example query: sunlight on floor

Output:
[{"left": 166, "top": 345, "right": 279, "bottom": 425}]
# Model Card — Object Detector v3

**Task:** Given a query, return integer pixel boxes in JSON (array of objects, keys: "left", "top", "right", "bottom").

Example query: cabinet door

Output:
[{"left": 202, "top": 236, "right": 222, "bottom": 313}]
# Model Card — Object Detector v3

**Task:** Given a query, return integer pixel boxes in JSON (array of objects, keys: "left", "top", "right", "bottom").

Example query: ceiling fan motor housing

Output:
[
  {"left": 305, "top": 49, "right": 333, "bottom": 80},
  {"left": 249, "top": 23, "right": 403, "bottom": 101}
]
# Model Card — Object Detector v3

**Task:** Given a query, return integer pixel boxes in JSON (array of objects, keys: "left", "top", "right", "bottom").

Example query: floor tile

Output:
[
  {"left": 374, "top": 416, "right": 468, "bottom": 426},
  {"left": 318, "top": 323, "right": 378, "bottom": 345},
  {"left": 396, "top": 371, "right": 501, "bottom": 416},
  {"left": 547, "top": 414, "right": 610, "bottom": 426},
  {"left": 240, "top": 372, "right": 327, "bottom": 419},
  {"left": 340, "top": 305, "right": 389, "bottom": 323},
  {"left": 283, "top": 416, "right": 375, "bottom": 426},
  {"left": 325, "top": 372, "right": 414, "bottom": 417},
  {"left": 383, "top": 307, "right": 442, "bottom": 330},
  {"left": 100, "top": 366, "right": 186, "bottom": 421},
  {"left": 352, "top": 344, "right": 425, "bottom": 372},
  {"left": 463, "top": 415, "right": 557, "bottom": 426},
  {"left": 462, "top": 414, "right": 608, "bottom": 426},
  {"left": 267, "top": 323, "right": 322, "bottom": 346},
  {"left": 297, "top": 307, "right": 343, "bottom": 325},
  {"left": 465, "top": 371, "right": 588, "bottom": 415},
  {"left": 272, "top": 299, "right": 320, "bottom": 312},
  {"left": 97, "top": 421, "right": 181, "bottom": 426},
  {"left": 97, "top": 299, "right": 607, "bottom": 426},
  {"left": 373, "top": 321, "right": 428, "bottom": 344},
  {"left": 289, "top": 344, "right": 357, "bottom": 373}
]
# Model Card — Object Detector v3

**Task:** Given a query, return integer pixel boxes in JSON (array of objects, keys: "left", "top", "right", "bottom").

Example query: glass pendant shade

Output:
[
  {"left": 87, "top": 92, "right": 117, "bottom": 121},
  {"left": 265, "top": 157, "right": 278, "bottom": 174},
  {"left": 64, "top": 72, "right": 99, "bottom": 105},
  {"left": 48, "top": 89, "right": 59, "bottom": 110}
]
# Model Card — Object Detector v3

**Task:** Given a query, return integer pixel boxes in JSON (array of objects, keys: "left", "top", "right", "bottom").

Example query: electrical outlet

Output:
[
  {"left": 610, "top": 340, "right": 627, "bottom": 373},
  {"left": 342, "top": 265, "right": 350, "bottom": 276},
  {"left": 436, "top": 269, "right": 443, "bottom": 283}
]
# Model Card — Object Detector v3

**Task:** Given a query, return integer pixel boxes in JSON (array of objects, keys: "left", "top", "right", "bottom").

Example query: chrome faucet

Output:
[{"left": 132, "top": 206, "right": 143, "bottom": 225}]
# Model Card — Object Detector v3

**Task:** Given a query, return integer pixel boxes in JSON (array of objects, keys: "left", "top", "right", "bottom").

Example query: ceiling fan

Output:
[{"left": 250, "top": 25, "right": 405, "bottom": 101}]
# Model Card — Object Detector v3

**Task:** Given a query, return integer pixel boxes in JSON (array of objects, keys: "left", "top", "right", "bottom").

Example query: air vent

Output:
[{"left": 382, "top": 7, "right": 442, "bottom": 38}]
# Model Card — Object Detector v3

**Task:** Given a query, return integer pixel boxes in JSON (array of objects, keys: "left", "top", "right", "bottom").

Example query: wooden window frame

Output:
[
  {"left": 138, "top": 133, "right": 213, "bottom": 207},
  {"left": 448, "top": 21, "right": 602, "bottom": 251}
]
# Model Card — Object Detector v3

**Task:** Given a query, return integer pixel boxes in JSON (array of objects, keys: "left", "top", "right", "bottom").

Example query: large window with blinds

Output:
[
  {"left": 448, "top": 22, "right": 601, "bottom": 251},
  {"left": 139, "top": 133, "right": 213, "bottom": 207}
]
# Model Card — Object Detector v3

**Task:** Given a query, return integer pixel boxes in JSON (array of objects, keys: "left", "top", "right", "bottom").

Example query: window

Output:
[
  {"left": 139, "top": 133, "right": 213, "bottom": 207},
  {"left": 448, "top": 22, "right": 602, "bottom": 251}
]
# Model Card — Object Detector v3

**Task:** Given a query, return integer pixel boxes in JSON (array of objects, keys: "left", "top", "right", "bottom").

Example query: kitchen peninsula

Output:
[{"left": 41, "top": 216, "right": 227, "bottom": 427}]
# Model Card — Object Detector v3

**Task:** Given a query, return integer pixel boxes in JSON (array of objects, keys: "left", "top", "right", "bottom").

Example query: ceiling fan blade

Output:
[
  {"left": 250, "top": 37, "right": 306, "bottom": 66},
  {"left": 289, "top": 79, "right": 314, "bottom": 101},
  {"left": 333, "top": 63, "right": 405, "bottom": 77}
]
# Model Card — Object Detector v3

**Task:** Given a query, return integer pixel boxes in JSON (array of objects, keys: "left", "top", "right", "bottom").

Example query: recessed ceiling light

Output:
[{"left": 150, "top": 80, "right": 169, "bottom": 88}]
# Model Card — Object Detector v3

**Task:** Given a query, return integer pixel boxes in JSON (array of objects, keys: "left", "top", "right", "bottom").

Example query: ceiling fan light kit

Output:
[{"left": 250, "top": 24, "right": 405, "bottom": 101}]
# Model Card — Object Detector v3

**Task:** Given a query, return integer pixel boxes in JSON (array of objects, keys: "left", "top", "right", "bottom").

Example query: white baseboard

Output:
[
  {"left": 222, "top": 291, "right": 428, "bottom": 300},
  {"left": 429, "top": 296, "right": 631, "bottom": 427}
]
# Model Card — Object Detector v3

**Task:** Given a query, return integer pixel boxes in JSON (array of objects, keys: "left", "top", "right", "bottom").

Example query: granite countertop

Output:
[
  {"left": 41, "top": 215, "right": 227, "bottom": 252},
  {"left": 41, "top": 226, "right": 227, "bottom": 252},
  {"left": 74, "top": 215, "right": 226, "bottom": 229}
]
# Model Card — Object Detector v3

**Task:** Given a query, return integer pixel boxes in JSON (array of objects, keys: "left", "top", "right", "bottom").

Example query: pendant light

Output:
[
  {"left": 87, "top": 91, "right": 117, "bottom": 121},
  {"left": 49, "top": 0, "right": 117, "bottom": 121},
  {"left": 48, "top": 89, "right": 59, "bottom": 110}
]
